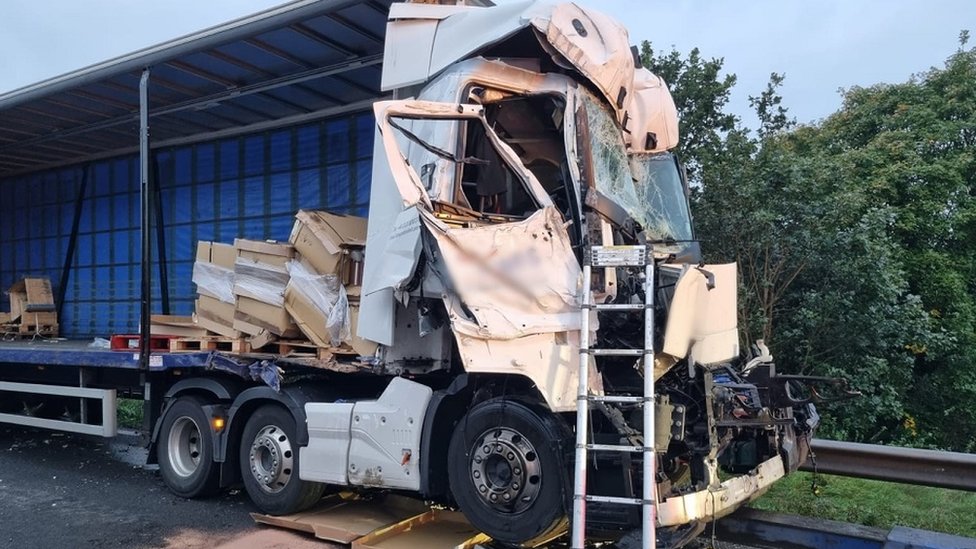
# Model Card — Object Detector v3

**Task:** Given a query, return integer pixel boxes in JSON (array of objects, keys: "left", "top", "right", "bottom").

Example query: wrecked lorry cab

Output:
[
  {"left": 123, "top": 2, "right": 827, "bottom": 547},
  {"left": 297, "top": 2, "right": 824, "bottom": 546}
]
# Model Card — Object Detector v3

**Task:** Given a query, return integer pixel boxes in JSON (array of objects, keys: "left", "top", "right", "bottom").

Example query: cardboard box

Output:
[
  {"left": 235, "top": 239, "right": 294, "bottom": 267},
  {"left": 347, "top": 306, "right": 377, "bottom": 357},
  {"left": 232, "top": 316, "right": 266, "bottom": 338},
  {"left": 233, "top": 259, "right": 289, "bottom": 305},
  {"left": 284, "top": 283, "right": 377, "bottom": 356},
  {"left": 194, "top": 241, "right": 236, "bottom": 303},
  {"left": 283, "top": 283, "right": 332, "bottom": 348},
  {"left": 249, "top": 494, "right": 429, "bottom": 545},
  {"left": 150, "top": 315, "right": 209, "bottom": 338},
  {"left": 352, "top": 509, "right": 489, "bottom": 549},
  {"left": 211, "top": 243, "right": 236, "bottom": 269},
  {"left": 195, "top": 312, "right": 240, "bottom": 339},
  {"left": 234, "top": 296, "right": 300, "bottom": 338},
  {"left": 247, "top": 329, "right": 277, "bottom": 349},
  {"left": 233, "top": 240, "right": 293, "bottom": 327},
  {"left": 8, "top": 277, "right": 56, "bottom": 322},
  {"left": 196, "top": 295, "right": 235, "bottom": 323},
  {"left": 195, "top": 296, "right": 239, "bottom": 338},
  {"left": 18, "top": 311, "right": 58, "bottom": 327},
  {"left": 196, "top": 241, "right": 236, "bottom": 269},
  {"left": 290, "top": 210, "right": 367, "bottom": 276}
]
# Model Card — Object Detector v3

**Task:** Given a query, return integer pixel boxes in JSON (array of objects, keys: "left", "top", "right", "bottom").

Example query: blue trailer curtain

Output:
[{"left": 0, "top": 111, "right": 374, "bottom": 338}]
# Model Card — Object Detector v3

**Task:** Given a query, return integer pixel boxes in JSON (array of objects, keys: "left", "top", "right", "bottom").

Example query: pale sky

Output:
[{"left": 1, "top": 0, "right": 972, "bottom": 128}]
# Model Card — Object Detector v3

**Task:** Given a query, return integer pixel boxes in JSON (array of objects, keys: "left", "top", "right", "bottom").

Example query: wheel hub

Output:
[
  {"left": 248, "top": 425, "right": 294, "bottom": 494},
  {"left": 469, "top": 427, "right": 542, "bottom": 512},
  {"left": 168, "top": 416, "right": 202, "bottom": 478}
]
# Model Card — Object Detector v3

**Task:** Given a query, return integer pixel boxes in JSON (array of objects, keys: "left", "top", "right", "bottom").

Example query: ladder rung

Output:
[
  {"left": 588, "top": 395, "right": 646, "bottom": 404},
  {"left": 586, "top": 303, "right": 646, "bottom": 311},
  {"left": 587, "top": 349, "right": 646, "bottom": 357},
  {"left": 585, "top": 443, "right": 647, "bottom": 453},
  {"left": 584, "top": 495, "right": 644, "bottom": 505}
]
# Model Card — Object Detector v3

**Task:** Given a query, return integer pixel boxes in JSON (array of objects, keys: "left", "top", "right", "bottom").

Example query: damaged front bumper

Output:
[{"left": 657, "top": 454, "right": 785, "bottom": 527}]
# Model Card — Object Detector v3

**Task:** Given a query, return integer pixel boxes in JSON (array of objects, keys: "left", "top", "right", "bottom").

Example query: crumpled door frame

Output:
[{"left": 375, "top": 99, "right": 595, "bottom": 411}]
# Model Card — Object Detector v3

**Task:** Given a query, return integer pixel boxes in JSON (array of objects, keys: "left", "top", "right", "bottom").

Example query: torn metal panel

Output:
[
  {"left": 421, "top": 57, "right": 573, "bottom": 98},
  {"left": 414, "top": 58, "right": 582, "bottom": 210},
  {"left": 454, "top": 329, "right": 599, "bottom": 413},
  {"left": 426, "top": 206, "right": 580, "bottom": 339},
  {"left": 359, "top": 120, "right": 411, "bottom": 346},
  {"left": 383, "top": 1, "right": 679, "bottom": 152},
  {"left": 627, "top": 68, "right": 679, "bottom": 153},
  {"left": 382, "top": 1, "right": 545, "bottom": 91},
  {"left": 361, "top": 206, "right": 423, "bottom": 302},
  {"left": 657, "top": 455, "right": 785, "bottom": 527},
  {"left": 662, "top": 263, "right": 740, "bottom": 365},
  {"left": 528, "top": 3, "right": 635, "bottom": 123}
]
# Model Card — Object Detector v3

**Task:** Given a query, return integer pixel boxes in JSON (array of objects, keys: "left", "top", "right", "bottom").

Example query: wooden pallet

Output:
[
  {"left": 110, "top": 334, "right": 177, "bottom": 351},
  {"left": 169, "top": 336, "right": 247, "bottom": 353},
  {"left": 242, "top": 339, "right": 357, "bottom": 360},
  {"left": 19, "top": 322, "right": 59, "bottom": 336},
  {"left": 247, "top": 339, "right": 318, "bottom": 356},
  {"left": 2, "top": 324, "right": 59, "bottom": 339}
]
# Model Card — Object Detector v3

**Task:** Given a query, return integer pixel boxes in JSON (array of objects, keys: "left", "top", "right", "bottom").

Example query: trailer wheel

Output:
[
  {"left": 157, "top": 396, "right": 220, "bottom": 498},
  {"left": 448, "top": 399, "right": 569, "bottom": 546},
  {"left": 239, "top": 404, "right": 324, "bottom": 515}
]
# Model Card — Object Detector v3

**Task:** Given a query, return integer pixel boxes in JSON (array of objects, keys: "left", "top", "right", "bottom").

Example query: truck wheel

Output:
[
  {"left": 239, "top": 404, "right": 324, "bottom": 515},
  {"left": 157, "top": 396, "right": 220, "bottom": 498},
  {"left": 447, "top": 399, "right": 569, "bottom": 546}
]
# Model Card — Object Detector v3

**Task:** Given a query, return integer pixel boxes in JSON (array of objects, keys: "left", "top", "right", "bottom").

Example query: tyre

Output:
[
  {"left": 157, "top": 396, "right": 220, "bottom": 498},
  {"left": 448, "top": 398, "right": 570, "bottom": 546},
  {"left": 239, "top": 404, "right": 324, "bottom": 515}
]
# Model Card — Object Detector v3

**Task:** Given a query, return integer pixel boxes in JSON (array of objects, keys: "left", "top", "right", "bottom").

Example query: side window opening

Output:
[
  {"left": 459, "top": 121, "right": 537, "bottom": 217},
  {"left": 480, "top": 96, "right": 572, "bottom": 218}
]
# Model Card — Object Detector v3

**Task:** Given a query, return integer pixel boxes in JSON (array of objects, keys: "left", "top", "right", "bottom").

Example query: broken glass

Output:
[{"left": 581, "top": 92, "right": 692, "bottom": 242}]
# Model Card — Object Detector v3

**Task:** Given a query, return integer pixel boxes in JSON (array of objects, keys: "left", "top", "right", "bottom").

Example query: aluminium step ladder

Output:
[{"left": 572, "top": 245, "right": 656, "bottom": 549}]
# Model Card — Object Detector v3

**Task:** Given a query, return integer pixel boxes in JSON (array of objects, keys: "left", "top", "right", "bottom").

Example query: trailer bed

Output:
[{"left": 0, "top": 339, "right": 214, "bottom": 370}]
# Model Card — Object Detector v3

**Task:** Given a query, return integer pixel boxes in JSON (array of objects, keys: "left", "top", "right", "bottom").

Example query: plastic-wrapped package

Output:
[
  {"left": 285, "top": 260, "right": 350, "bottom": 347},
  {"left": 233, "top": 258, "right": 289, "bottom": 307},
  {"left": 192, "top": 262, "right": 235, "bottom": 304}
]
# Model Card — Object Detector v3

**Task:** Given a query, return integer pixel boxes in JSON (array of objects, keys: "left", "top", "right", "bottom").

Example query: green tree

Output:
[
  {"left": 808, "top": 34, "right": 976, "bottom": 449},
  {"left": 643, "top": 34, "right": 976, "bottom": 450},
  {"left": 639, "top": 41, "right": 737, "bottom": 180}
]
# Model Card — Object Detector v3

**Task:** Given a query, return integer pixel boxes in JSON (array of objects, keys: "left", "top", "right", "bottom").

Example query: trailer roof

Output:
[{"left": 0, "top": 0, "right": 395, "bottom": 179}]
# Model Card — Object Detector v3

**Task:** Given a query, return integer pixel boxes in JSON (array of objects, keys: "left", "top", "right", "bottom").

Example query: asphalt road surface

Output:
[
  {"left": 0, "top": 425, "right": 332, "bottom": 549},
  {"left": 0, "top": 425, "right": 760, "bottom": 549}
]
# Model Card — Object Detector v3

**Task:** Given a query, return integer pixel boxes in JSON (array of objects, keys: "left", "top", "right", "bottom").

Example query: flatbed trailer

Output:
[
  {"left": 0, "top": 340, "right": 259, "bottom": 437},
  {"left": 0, "top": 339, "right": 353, "bottom": 444},
  {"left": 0, "top": 338, "right": 389, "bottom": 503}
]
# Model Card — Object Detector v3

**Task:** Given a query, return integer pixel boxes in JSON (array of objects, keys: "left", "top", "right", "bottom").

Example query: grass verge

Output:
[
  {"left": 117, "top": 398, "right": 144, "bottom": 430},
  {"left": 750, "top": 472, "right": 976, "bottom": 537}
]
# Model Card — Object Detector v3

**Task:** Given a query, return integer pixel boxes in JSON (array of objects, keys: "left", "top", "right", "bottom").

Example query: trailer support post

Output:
[{"left": 139, "top": 68, "right": 151, "bottom": 372}]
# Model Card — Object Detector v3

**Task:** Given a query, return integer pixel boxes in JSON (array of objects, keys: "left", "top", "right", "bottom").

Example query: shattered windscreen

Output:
[
  {"left": 581, "top": 92, "right": 693, "bottom": 241},
  {"left": 631, "top": 153, "right": 693, "bottom": 241}
]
